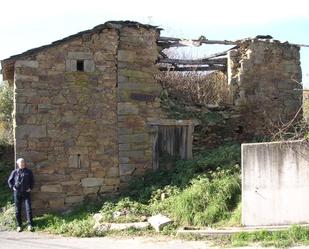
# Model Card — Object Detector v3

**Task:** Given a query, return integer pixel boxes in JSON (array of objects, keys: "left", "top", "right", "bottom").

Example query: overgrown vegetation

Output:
[
  {"left": 3, "top": 143, "right": 241, "bottom": 237},
  {"left": 156, "top": 70, "right": 229, "bottom": 106},
  {"left": 0, "top": 81, "right": 13, "bottom": 145},
  {"left": 0, "top": 81, "right": 15, "bottom": 230},
  {"left": 0, "top": 150, "right": 15, "bottom": 230},
  {"left": 230, "top": 225, "right": 309, "bottom": 248}
]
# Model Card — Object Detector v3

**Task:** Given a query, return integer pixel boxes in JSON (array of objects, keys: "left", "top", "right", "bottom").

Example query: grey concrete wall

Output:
[{"left": 242, "top": 140, "right": 309, "bottom": 226}]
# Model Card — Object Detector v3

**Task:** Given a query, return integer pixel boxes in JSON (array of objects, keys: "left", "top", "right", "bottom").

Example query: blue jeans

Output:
[{"left": 13, "top": 191, "right": 33, "bottom": 227}]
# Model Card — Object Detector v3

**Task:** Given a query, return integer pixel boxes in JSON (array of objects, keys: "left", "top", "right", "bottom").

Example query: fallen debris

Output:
[{"left": 148, "top": 214, "right": 172, "bottom": 232}]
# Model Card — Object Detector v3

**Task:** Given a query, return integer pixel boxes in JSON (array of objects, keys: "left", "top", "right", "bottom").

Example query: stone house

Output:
[{"left": 1, "top": 21, "right": 302, "bottom": 214}]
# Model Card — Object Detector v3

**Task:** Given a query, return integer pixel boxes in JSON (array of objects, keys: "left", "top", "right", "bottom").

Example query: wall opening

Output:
[{"left": 76, "top": 60, "right": 84, "bottom": 72}]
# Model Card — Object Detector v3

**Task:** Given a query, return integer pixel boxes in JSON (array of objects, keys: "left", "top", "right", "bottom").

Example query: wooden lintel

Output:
[
  {"left": 159, "top": 65, "right": 226, "bottom": 72},
  {"left": 158, "top": 57, "right": 227, "bottom": 66}
]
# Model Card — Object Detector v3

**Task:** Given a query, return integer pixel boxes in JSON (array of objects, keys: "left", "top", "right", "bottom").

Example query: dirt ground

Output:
[{"left": 1, "top": 231, "right": 309, "bottom": 249}]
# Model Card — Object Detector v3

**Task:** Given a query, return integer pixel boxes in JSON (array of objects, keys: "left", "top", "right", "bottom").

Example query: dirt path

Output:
[{"left": 0, "top": 231, "right": 309, "bottom": 249}]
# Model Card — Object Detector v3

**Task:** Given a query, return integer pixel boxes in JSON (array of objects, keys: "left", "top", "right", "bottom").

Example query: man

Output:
[{"left": 8, "top": 158, "right": 34, "bottom": 232}]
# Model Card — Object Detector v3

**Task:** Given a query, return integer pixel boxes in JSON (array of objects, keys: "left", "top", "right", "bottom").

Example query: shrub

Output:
[
  {"left": 0, "top": 203, "right": 15, "bottom": 229},
  {"left": 0, "top": 82, "right": 13, "bottom": 145},
  {"left": 157, "top": 71, "right": 229, "bottom": 106}
]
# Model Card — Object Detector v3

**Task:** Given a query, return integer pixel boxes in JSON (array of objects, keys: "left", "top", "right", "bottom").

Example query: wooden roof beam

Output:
[
  {"left": 159, "top": 65, "right": 226, "bottom": 72},
  {"left": 158, "top": 57, "right": 227, "bottom": 66}
]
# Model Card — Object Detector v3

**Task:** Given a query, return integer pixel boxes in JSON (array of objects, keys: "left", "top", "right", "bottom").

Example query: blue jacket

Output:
[{"left": 8, "top": 168, "right": 34, "bottom": 192}]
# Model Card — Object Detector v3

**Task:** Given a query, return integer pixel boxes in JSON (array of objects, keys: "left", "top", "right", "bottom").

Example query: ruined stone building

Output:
[{"left": 1, "top": 21, "right": 302, "bottom": 214}]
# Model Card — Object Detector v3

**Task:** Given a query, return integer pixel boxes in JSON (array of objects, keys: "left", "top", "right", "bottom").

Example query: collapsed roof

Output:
[{"left": 2, "top": 20, "right": 308, "bottom": 81}]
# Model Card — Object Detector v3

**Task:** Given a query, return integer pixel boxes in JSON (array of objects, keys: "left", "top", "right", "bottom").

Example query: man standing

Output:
[{"left": 8, "top": 158, "right": 34, "bottom": 232}]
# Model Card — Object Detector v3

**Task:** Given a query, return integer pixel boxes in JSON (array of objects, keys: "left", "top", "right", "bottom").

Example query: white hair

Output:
[{"left": 16, "top": 158, "right": 25, "bottom": 165}]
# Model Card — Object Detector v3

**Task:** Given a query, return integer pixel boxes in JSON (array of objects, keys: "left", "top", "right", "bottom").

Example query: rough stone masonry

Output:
[{"left": 1, "top": 21, "right": 302, "bottom": 214}]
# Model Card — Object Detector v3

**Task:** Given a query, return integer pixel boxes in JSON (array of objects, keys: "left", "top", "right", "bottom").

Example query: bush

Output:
[
  {"left": 0, "top": 82, "right": 13, "bottom": 145},
  {"left": 0, "top": 203, "right": 15, "bottom": 229},
  {"left": 157, "top": 71, "right": 229, "bottom": 106}
]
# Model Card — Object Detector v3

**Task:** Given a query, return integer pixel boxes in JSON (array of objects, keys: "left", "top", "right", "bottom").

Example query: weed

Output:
[{"left": 231, "top": 226, "right": 309, "bottom": 248}]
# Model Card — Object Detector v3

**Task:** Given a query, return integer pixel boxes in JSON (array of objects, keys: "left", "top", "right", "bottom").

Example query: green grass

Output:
[
  {"left": 35, "top": 214, "right": 100, "bottom": 237},
  {"left": 231, "top": 225, "right": 309, "bottom": 248},
  {"left": 165, "top": 170, "right": 240, "bottom": 226},
  {"left": 34, "top": 200, "right": 105, "bottom": 237},
  {"left": 178, "top": 226, "right": 309, "bottom": 248}
]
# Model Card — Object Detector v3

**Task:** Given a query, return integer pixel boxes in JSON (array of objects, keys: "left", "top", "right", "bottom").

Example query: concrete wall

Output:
[{"left": 242, "top": 140, "right": 309, "bottom": 226}]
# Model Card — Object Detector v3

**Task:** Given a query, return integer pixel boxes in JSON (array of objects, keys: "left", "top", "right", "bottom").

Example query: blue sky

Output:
[{"left": 1, "top": 0, "right": 308, "bottom": 86}]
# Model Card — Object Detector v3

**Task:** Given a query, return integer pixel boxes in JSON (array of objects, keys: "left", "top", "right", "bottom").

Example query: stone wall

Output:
[
  {"left": 13, "top": 28, "right": 119, "bottom": 214},
  {"left": 228, "top": 39, "right": 302, "bottom": 136},
  {"left": 162, "top": 39, "right": 303, "bottom": 150},
  {"left": 117, "top": 26, "right": 166, "bottom": 188},
  {"left": 11, "top": 23, "right": 168, "bottom": 214}
]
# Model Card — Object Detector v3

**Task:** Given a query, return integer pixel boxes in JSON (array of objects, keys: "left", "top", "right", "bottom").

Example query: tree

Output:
[{"left": 0, "top": 81, "right": 13, "bottom": 145}]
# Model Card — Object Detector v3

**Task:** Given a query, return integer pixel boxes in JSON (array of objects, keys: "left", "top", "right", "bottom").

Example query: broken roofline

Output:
[
  {"left": 158, "top": 35, "right": 309, "bottom": 48},
  {"left": 2, "top": 20, "right": 308, "bottom": 78},
  {"left": 2, "top": 20, "right": 308, "bottom": 64}
]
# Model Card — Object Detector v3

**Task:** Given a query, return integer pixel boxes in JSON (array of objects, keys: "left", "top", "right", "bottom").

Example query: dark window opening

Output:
[{"left": 76, "top": 60, "right": 84, "bottom": 72}]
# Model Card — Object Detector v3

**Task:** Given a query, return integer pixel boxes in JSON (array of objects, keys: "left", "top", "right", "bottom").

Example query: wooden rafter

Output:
[
  {"left": 159, "top": 65, "right": 226, "bottom": 72},
  {"left": 158, "top": 36, "right": 237, "bottom": 49},
  {"left": 158, "top": 57, "right": 227, "bottom": 66}
]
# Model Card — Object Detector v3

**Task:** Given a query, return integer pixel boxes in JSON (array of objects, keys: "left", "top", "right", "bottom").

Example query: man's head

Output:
[{"left": 16, "top": 158, "right": 26, "bottom": 169}]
